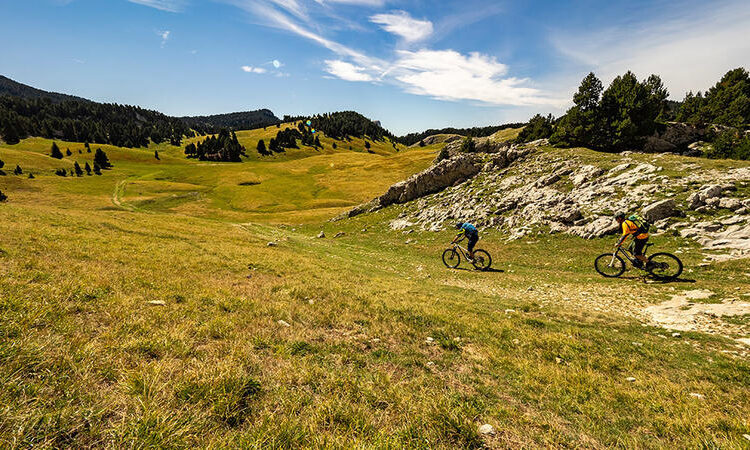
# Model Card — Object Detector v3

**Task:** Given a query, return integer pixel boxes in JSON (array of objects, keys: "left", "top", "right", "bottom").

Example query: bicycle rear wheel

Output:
[
  {"left": 471, "top": 249, "right": 492, "bottom": 271},
  {"left": 442, "top": 248, "right": 460, "bottom": 268},
  {"left": 595, "top": 253, "right": 626, "bottom": 278},
  {"left": 648, "top": 252, "right": 683, "bottom": 280}
]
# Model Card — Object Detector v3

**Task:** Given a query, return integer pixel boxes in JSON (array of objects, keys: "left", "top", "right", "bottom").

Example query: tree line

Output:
[
  {"left": 184, "top": 129, "right": 246, "bottom": 162},
  {"left": 305, "top": 111, "right": 394, "bottom": 142},
  {"left": 0, "top": 96, "right": 206, "bottom": 147},
  {"left": 515, "top": 67, "right": 750, "bottom": 160},
  {"left": 399, "top": 123, "right": 526, "bottom": 147}
]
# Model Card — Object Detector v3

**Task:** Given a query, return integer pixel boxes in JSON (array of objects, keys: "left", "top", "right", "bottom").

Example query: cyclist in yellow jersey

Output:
[{"left": 614, "top": 212, "right": 650, "bottom": 268}]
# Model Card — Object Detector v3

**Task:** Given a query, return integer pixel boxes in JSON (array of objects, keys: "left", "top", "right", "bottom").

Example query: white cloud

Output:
[
  {"left": 242, "top": 65, "right": 268, "bottom": 74},
  {"left": 227, "top": 0, "right": 560, "bottom": 106},
  {"left": 315, "top": 0, "right": 386, "bottom": 5},
  {"left": 551, "top": 0, "right": 750, "bottom": 99},
  {"left": 325, "top": 60, "right": 373, "bottom": 81},
  {"left": 390, "top": 50, "right": 563, "bottom": 106},
  {"left": 158, "top": 30, "right": 171, "bottom": 47},
  {"left": 272, "top": 59, "right": 282, "bottom": 68},
  {"left": 127, "top": 0, "right": 186, "bottom": 13},
  {"left": 370, "top": 10, "right": 433, "bottom": 42}
]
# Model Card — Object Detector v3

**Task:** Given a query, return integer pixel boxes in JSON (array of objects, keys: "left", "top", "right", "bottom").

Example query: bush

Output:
[
  {"left": 460, "top": 136, "right": 475, "bottom": 153},
  {"left": 705, "top": 130, "right": 750, "bottom": 160},
  {"left": 55, "top": 168, "right": 67, "bottom": 177},
  {"left": 13, "top": 165, "right": 22, "bottom": 175},
  {"left": 0, "top": 190, "right": 7, "bottom": 202},
  {"left": 435, "top": 147, "right": 450, "bottom": 163}
]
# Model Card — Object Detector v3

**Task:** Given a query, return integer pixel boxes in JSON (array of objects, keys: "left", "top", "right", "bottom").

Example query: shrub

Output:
[
  {"left": 435, "top": 147, "right": 450, "bottom": 163},
  {"left": 13, "top": 165, "right": 22, "bottom": 175},
  {"left": 0, "top": 190, "right": 7, "bottom": 202},
  {"left": 55, "top": 168, "right": 67, "bottom": 177},
  {"left": 460, "top": 136, "right": 475, "bottom": 153}
]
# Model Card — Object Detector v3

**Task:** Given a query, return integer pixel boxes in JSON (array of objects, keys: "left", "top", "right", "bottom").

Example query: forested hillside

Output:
[
  {"left": 179, "top": 109, "right": 279, "bottom": 131},
  {"left": 0, "top": 75, "right": 88, "bottom": 103}
]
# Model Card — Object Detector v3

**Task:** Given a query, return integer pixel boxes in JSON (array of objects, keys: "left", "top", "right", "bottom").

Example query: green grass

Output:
[{"left": 1, "top": 133, "right": 749, "bottom": 447}]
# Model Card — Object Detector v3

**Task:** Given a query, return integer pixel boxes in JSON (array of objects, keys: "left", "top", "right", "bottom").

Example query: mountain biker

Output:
[
  {"left": 452, "top": 222, "right": 479, "bottom": 261},
  {"left": 614, "top": 212, "right": 649, "bottom": 268}
]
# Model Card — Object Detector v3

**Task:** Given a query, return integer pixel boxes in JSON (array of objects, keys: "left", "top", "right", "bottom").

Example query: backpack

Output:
[{"left": 628, "top": 213, "right": 650, "bottom": 234}]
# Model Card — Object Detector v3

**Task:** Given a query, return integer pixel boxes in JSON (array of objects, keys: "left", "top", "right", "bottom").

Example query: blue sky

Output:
[{"left": 1, "top": 0, "right": 749, "bottom": 134}]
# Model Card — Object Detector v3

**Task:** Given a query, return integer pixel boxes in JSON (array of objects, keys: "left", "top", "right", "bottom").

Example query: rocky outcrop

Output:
[
  {"left": 409, "top": 134, "right": 462, "bottom": 147},
  {"left": 643, "top": 122, "right": 707, "bottom": 154},
  {"left": 345, "top": 143, "right": 531, "bottom": 218}
]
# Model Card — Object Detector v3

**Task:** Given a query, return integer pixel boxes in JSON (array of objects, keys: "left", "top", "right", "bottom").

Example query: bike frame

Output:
[
  {"left": 610, "top": 241, "right": 650, "bottom": 267},
  {"left": 451, "top": 238, "right": 472, "bottom": 260}
]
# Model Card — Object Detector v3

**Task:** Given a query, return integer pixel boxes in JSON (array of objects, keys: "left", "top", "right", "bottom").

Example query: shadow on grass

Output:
[{"left": 449, "top": 267, "right": 505, "bottom": 273}]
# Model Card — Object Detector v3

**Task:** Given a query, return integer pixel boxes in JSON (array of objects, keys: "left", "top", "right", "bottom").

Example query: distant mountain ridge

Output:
[{"left": 0, "top": 75, "right": 90, "bottom": 103}]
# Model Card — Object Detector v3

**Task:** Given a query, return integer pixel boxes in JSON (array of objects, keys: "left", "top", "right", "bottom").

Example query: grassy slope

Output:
[{"left": 0, "top": 134, "right": 749, "bottom": 448}]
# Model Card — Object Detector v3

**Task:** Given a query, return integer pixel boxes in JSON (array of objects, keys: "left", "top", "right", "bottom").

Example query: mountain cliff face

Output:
[{"left": 351, "top": 139, "right": 750, "bottom": 260}]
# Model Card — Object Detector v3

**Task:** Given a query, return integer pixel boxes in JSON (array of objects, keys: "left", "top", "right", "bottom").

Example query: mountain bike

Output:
[
  {"left": 442, "top": 237, "right": 492, "bottom": 271},
  {"left": 594, "top": 241, "right": 683, "bottom": 280}
]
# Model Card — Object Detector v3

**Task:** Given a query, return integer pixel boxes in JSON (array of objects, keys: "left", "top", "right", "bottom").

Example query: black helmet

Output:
[
  {"left": 455, "top": 222, "right": 464, "bottom": 229},
  {"left": 614, "top": 211, "right": 626, "bottom": 220}
]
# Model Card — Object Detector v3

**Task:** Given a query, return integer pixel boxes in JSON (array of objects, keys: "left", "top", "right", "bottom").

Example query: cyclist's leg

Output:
[
  {"left": 633, "top": 238, "right": 648, "bottom": 264},
  {"left": 467, "top": 234, "right": 478, "bottom": 259}
]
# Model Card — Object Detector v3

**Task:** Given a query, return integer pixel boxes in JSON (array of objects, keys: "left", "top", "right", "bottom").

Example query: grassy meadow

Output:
[{"left": 1, "top": 130, "right": 749, "bottom": 448}]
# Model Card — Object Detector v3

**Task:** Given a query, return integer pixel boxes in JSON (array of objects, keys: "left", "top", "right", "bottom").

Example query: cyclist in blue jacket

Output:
[{"left": 452, "top": 222, "right": 479, "bottom": 261}]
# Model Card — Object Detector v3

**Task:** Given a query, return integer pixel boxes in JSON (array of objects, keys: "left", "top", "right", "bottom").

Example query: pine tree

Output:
[
  {"left": 419, "top": 140, "right": 426, "bottom": 147},
  {"left": 1, "top": 122, "right": 21, "bottom": 145},
  {"left": 0, "top": 158, "right": 4, "bottom": 169},
  {"left": 0, "top": 190, "right": 7, "bottom": 202},
  {"left": 93, "top": 162, "right": 102, "bottom": 175},
  {"left": 314, "top": 136, "right": 321, "bottom": 148},
  {"left": 55, "top": 168, "right": 67, "bottom": 177},
  {"left": 28, "top": 173, "right": 35, "bottom": 179},
  {"left": 13, "top": 165, "right": 22, "bottom": 175},
  {"left": 85, "top": 162, "right": 92, "bottom": 175},
  {"left": 94, "top": 148, "right": 111, "bottom": 169},
  {"left": 332, "top": 142, "right": 337, "bottom": 149},
  {"left": 257, "top": 139, "right": 267, "bottom": 155},
  {"left": 78, "top": 149, "right": 82, "bottom": 154},
  {"left": 74, "top": 162, "right": 84, "bottom": 177},
  {"left": 50, "top": 142, "right": 64, "bottom": 159},
  {"left": 154, "top": 150, "right": 160, "bottom": 160},
  {"left": 66, "top": 148, "right": 72, "bottom": 156}
]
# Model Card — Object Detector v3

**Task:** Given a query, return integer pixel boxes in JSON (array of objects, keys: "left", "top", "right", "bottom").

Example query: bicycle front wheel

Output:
[
  {"left": 595, "top": 253, "right": 626, "bottom": 278},
  {"left": 442, "top": 248, "right": 460, "bottom": 268},
  {"left": 471, "top": 249, "right": 492, "bottom": 271},
  {"left": 648, "top": 253, "right": 683, "bottom": 280}
]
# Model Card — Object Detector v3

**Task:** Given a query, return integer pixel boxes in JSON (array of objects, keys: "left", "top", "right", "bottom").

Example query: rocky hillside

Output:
[{"left": 349, "top": 138, "right": 750, "bottom": 260}]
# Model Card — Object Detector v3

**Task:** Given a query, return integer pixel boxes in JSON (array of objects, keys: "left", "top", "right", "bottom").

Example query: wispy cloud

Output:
[
  {"left": 370, "top": 10, "right": 433, "bottom": 43},
  {"left": 325, "top": 60, "right": 373, "bottom": 81},
  {"left": 230, "top": 0, "right": 561, "bottom": 106},
  {"left": 242, "top": 65, "right": 268, "bottom": 74},
  {"left": 158, "top": 30, "right": 171, "bottom": 47},
  {"left": 127, "top": 0, "right": 186, "bottom": 13},
  {"left": 550, "top": 0, "right": 750, "bottom": 98}
]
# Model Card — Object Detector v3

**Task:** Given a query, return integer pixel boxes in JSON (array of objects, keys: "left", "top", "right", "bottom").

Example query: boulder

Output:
[
  {"left": 570, "top": 216, "right": 620, "bottom": 239},
  {"left": 642, "top": 199, "right": 679, "bottom": 222},
  {"left": 719, "top": 198, "right": 743, "bottom": 211},
  {"left": 571, "top": 165, "right": 605, "bottom": 186}
]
